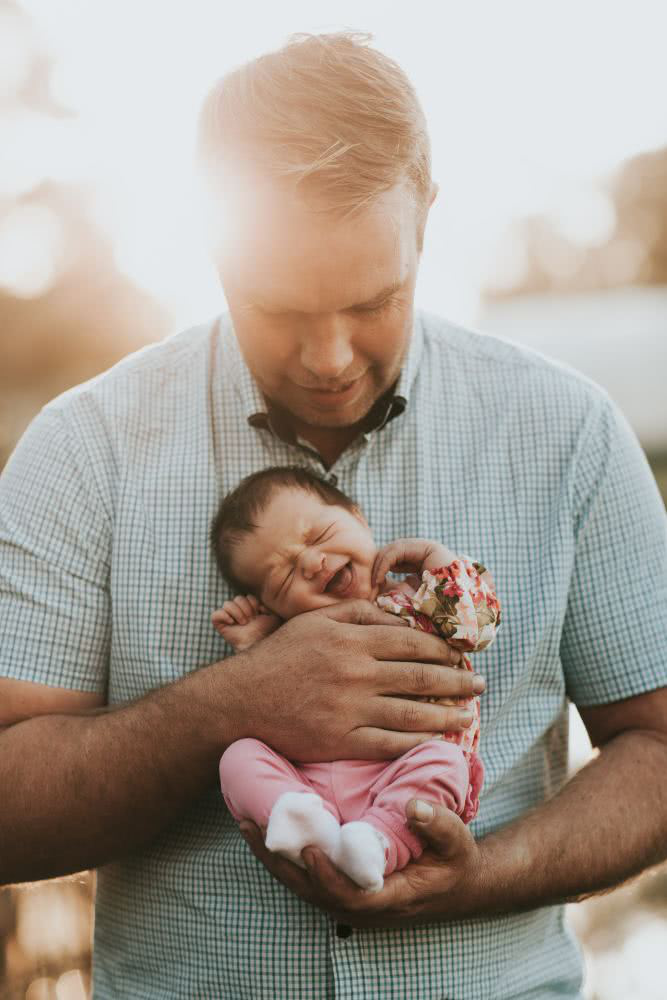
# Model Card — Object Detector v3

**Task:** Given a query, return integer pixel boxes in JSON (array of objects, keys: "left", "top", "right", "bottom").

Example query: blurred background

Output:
[{"left": 1, "top": 1, "right": 665, "bottom": 997}]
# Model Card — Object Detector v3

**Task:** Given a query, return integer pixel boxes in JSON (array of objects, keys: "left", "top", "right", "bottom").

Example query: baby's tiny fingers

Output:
[
  {"left": 221, "top": 597, "right": 246, "bottom": 623},
  {"left": 234, "top": 595, "right": 256, "bottom": 619},
  {"left": 212, "top": 610, "right": 234, "bottom": 626},
  {"left": 222, "top": 600, "right": 246, "bottom": 624}
]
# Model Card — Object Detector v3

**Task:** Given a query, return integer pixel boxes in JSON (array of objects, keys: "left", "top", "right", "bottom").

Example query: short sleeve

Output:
[
  {"left": 0, "top": 405, "right": 111, "bottom": 694},
  {"left": 561, "top": 394, "right": 667, "bottom": 706}
]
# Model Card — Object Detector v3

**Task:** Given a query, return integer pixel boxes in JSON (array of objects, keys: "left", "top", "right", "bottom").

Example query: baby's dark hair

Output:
[{"left": 210, "top": 465, "right": 361, "bottom": 594}]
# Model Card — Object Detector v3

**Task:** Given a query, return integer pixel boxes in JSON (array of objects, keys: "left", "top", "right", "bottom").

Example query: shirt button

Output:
[
  {"left": 327, "top": 474, "right": 338, "bottom": 486},
  {"left": 335, "top": 922, "right": 353, "bottom": 939}
]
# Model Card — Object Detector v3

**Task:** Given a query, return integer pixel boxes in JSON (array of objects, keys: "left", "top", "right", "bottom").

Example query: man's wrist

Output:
[
  {"left": 190, "top": 652, "right": 252, "bottom": 753},
  {"left": 469, "top": 829, "right": 532, "bottom": 917}
]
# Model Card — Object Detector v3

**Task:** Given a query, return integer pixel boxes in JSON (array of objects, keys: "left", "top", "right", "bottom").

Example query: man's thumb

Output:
[{"left": 406, "top": 799, "right": 469, "bottom": 859}]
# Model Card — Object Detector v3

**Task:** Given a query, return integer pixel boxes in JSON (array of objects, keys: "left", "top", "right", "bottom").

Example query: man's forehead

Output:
[{"left": 215, "top": 174, "right": 418, "bottom": 310}]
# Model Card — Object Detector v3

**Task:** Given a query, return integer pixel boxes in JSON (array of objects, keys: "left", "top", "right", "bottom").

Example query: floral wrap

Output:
[{"left": 376, "top": 556, "right": 501, "bottom": 757}]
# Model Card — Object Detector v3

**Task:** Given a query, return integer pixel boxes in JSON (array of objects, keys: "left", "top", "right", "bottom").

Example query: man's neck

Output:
[
  {"left": 266, "top": 387, "right": 398, "bottom": 470},
  {"left": 295, "top": 426, "right": 359, "bottom": 470}
]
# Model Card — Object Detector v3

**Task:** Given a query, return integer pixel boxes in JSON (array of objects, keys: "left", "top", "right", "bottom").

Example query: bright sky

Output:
[{"left": 5, "top": 0, "right": 667, "bottom": 327}]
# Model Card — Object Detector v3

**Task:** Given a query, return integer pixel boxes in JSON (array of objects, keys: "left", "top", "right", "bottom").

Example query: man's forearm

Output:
[
  {"left": 471, "top": 730, "right": 667, "bottom": 914},
  {"left": 0, "top": 660, "right": 242, "bottom": 884}
]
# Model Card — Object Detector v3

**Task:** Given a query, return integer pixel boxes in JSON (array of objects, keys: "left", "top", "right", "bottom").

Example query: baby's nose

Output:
[{"left": 302, "top": 550, "right": 326, "bottom": 580}]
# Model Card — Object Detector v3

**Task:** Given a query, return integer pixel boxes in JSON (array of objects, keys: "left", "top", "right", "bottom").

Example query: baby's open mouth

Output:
[{"left": 325, "top": 562, "right": 353, "bottom": 596}]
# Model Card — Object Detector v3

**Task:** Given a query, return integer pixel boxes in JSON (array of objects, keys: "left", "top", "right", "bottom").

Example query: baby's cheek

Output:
[{"left": 283, "top": 589, "right": 320, "bottom": 617}]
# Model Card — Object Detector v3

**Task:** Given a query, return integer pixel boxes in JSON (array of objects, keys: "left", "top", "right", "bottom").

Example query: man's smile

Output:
[{"left": 294, "top": 375, "right": 366, "bottom": 405}]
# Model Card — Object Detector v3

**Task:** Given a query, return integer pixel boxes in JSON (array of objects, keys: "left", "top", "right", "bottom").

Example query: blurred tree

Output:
[
  {"left": 0, "top": 0, "right": 168, "bottom": 468},
  {"left": 484, "top": 145, "right": 667, "bottom": 299}
]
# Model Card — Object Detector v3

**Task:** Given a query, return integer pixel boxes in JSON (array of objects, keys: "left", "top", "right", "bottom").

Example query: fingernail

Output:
[
  {"left": 412, "top": 800, "right": 434, "bottom": 823},
  {"left": 472, "top": 674, "right": 486, "bottom": 693},
  {"left": 460, "top": 711, "right": 473, "bottom": 727}
]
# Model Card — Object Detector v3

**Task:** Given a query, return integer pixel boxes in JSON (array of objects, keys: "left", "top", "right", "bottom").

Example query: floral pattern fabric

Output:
[{"left": 377, "top": 556, "right": 501, "bottom": 756}]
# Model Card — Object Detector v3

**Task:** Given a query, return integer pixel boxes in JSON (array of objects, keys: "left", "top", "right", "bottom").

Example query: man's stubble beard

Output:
[
  {"left": 270, "top": 349, "right": 407, "bottom": 432},
  {"left": 259, "top": 315, "right": 414, "bottom": 433}
]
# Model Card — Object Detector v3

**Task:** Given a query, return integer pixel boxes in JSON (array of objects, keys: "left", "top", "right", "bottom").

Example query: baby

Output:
[{"left": 210, "top": 466, "right": 500, "bottom": 892}]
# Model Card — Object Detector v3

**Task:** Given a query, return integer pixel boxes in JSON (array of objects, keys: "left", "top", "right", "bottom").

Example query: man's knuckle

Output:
[
  {"left": 455, "top": 670, "right": 472, "bottom": 695},
  {"left": 412, "top": 663, "right": 432, "bottom": 693},
  {"left": 443, "top": 707, "right": 459, "bottom": 729},
  {"left": 339, "top": 668, "right": 358, "bottom": 691},
  {"left": 403, "top": 631, "right": 421, "bottom": 661},
  {"left": 401, "top": 703, "right": 421, "bottom": 729}
]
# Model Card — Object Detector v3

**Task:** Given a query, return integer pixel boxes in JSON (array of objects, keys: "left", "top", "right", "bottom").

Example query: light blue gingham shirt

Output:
[{"left": 1, "top": 310, "right": 666, "bottom": 999}]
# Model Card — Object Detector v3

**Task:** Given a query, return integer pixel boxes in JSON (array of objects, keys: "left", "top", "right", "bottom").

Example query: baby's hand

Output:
[
  {"left": 372, "top": 538, "right": 458, "bottom": 589},
  {"left": 212, "top": 595, "right": 282, "bottom": 652}
]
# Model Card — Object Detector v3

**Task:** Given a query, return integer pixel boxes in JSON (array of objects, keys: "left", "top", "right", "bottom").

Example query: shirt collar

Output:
[
  {"left": 374, "top": 311, "right": 423, "bottom": 431},
  {"left": 219, "top": 309, "right": 424, "bottom": 434}
]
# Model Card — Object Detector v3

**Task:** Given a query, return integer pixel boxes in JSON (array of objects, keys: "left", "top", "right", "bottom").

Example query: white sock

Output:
[
  {"left": 265, "top": 791, "right": 341, "bottom": 868},
  {"left": 334, "top": 821, "right": 388, "bottom": 893}
]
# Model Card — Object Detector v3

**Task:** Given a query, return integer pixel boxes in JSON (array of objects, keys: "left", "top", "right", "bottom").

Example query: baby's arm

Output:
[
  {"left": 372, "top": 538, "right": 458, "bottom": 592},
  {"left": 212, "top": 595, "right": 282, "bottom": 652},
  {"left": 374, "top": 538, "right": 501, "bottom": 651}
]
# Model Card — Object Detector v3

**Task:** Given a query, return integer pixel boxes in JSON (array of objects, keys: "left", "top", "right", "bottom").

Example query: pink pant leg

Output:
[
  {"left": 219, "top": 738, "right": 338, "bottom": 828},
  {"left": 361, "top": 739, "right": 474, "bottom": 875}
]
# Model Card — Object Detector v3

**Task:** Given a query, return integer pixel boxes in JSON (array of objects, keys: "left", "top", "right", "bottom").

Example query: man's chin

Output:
[{"left": 285, "top": 397, "right": 373, "bottom": 430}]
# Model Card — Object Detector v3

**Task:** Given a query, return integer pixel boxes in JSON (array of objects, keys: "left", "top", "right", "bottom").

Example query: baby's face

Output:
[{"left": 232, "top": 487, "right": 378, "bottom": 619}]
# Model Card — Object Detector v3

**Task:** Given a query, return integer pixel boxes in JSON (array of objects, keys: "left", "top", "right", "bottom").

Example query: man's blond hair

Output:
[{"left": 196, "top": 31, "right": 432, "bottom": 232}]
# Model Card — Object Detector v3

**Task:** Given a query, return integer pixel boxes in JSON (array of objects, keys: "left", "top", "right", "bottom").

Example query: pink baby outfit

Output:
[{"left": 219, "top": 557, "right": 501, "bottom": 875}]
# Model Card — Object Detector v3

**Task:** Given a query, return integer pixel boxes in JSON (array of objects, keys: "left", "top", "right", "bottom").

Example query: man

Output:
[{"left": 1, "top": 31, "right": 666, "bottom": 1000}]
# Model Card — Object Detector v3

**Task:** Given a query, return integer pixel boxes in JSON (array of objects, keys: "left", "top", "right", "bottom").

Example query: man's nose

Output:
[
  {"left": 299, "top": 319, "right": 354, "bottom": 381},
  {"left": 300, "top": 549, "right": 326, "bottom": 580}
]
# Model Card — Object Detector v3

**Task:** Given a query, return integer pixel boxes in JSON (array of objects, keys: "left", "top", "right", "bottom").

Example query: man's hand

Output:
[
  {"left": 238, "top": 799, "right": 483, "bottom": 927},
  {"left": 218, "top": 599, "right": 485, "bottom": 763}
]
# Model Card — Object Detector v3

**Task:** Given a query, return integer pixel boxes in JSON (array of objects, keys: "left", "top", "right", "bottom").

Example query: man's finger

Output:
[
  {"left": 405, "top": 799, "right": 472, "bottom": 860},
  {"left": 240, "top": 824, "right": 387, "bottom": 918},
  {"left": 301, "top": 848, "right": 389, "bottom": 913},
  {"left": 312, "top": 600, "right": 409, "bottom": 628},
  {"left": 373, "top": 697, "right": 473, "bottom": 734},
  {"left": 376, "top": 662, "right": 484, "bottom": 699},
  {"left": 366, "top": 628, "right": 464, "bottom": 666},
  {"left": 239, "top": 822, "right": 315, "bottom": 896}
]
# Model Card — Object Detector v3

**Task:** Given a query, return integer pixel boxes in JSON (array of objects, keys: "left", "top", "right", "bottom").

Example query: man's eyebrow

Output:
[
  {"left": 349, "top": 279, "right": 404, "bottom": 309},
  {"left": 251, "top": 279, "right": 404, "bottom": 313}
]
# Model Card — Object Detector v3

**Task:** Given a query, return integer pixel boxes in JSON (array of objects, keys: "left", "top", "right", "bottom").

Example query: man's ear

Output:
[{"left": 417, "top": 182, "right": 439, "bottom": 253}]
